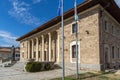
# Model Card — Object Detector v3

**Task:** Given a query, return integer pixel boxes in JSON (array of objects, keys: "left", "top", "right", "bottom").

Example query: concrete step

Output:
[{"left": 11, "top": 62, "right": 26, "bottom": 71}]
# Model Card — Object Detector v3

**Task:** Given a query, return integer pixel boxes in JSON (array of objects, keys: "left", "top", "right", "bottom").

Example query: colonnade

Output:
[{"left": 26, "top": 31, "right": 59, "bottom": 62}]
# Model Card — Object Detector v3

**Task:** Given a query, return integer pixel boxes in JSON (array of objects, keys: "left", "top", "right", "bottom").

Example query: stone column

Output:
[
  {"left": 57, "top": 33, "right": 60, "bottom": 63},
  {"left": 53, "top": 40, "right": 55, "bottom": 61},
  {"left": 32, "top": 39, "right": 34, "bottom": 59},
  {"left": 36, "top": 37, "right": 39, "bottom": 61},
  {"left": 48, "top": 33, "right": 51, "bottom": 61},
  {"left": 42, "top": 35, "right": 44, "bottom": 61},
  {"left": 28, "top": 40, "right": 30, "bottom": 60}
]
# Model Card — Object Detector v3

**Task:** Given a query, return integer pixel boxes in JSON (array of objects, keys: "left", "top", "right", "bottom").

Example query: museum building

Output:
[{"left": 17, "top": 0, "right": 120, "bottom": 71}]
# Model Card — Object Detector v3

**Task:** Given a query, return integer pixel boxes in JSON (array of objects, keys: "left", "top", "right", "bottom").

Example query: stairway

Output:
[{"left": 11, "top": 61, "right": 26, "bottom": 71}]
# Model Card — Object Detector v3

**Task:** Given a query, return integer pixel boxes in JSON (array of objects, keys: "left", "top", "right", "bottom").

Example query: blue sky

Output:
[{"left": 0, "top": 0, "right": 120, "bottom": 47}]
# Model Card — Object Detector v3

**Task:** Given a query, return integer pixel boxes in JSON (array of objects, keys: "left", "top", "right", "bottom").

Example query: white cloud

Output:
[
  {"left": 32, "top": 0, "right": 47, "bottom": 4},
  {"left": 8, "top": 0, "right": 41, "bottom": 26},
  {"left": 0, "top": 30, "right": 19, "bottom": 47},
  {"left": 115, "top": 0, "right": 120, "bottom": 8},
  {"left": 0, "top": 31, "right": 17, "bottom": 39},
  {"left": 33, "top": 0, "right": 42, "bottom": 4}
]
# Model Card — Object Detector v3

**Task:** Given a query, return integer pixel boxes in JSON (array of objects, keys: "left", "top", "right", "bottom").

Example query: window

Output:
[
  {"left": 118, "top": 48, "right": 119, "bottom": 58},
  {"left": 44, "top": 51, "right": 46, "bottom": 61},
  {"left": 70, "top": 41, "right": 80, "bottom": 63},
  {"left": 22, "top": 43, "right": 24, "bottom": 48},
  {"left": 72, "top": 45, "right": 76, "bottom": 58},
  {"left": 38, "top": 51, "right": 40, "bottom": 58},
  {"left": 44, "top": 38, "right": 47, "bottom": 43},
  {"left": 16, "top": 54, "right": 20, "bottom": 57},
  {"left": 105, "top": 47, "right": 108, "bottom": 56},
  {"left": 51, "top": 50, "right": 53, "bottom": 59},
  {"left": 72, "top": 45, "right": 78, "bottom": 58},
  {"left": 39, "top": 40, "right": 41, "bottom": 45},
  {"left": 104, "top": 21, "right": 108, "bottom": 31},
  {"left": 104, "top": 47, "right": 109, "bottom": 69},
  {"left": 112, "top": 46, "right": 115, "bottom": 59},
  {"left": 22, "top": 52, "right": 24, "bottom": 58},
  {"left": 112, "top": 26, "right": 114, "bottom": 34},
  {"left": 34, "top": 40, "right": 36, "bottom": 46},
  {"left": 119, "top": 48, "right": 120, "bottom": 58},
  {"left": 72, "top": 23, "right": 77, "bottom": 33}
]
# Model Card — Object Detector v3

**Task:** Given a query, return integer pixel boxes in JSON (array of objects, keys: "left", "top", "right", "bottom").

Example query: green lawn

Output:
[{"left": 51, "top": 72, "right": 120, "bottom": 80}]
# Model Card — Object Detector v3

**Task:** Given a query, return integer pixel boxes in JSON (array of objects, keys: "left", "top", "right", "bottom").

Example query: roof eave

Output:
[
  {"left": 16, "top": 0, "right": 97, "bottom": 41},
  {"left": 16, "top": 0, "right": 120, "bottom": 41}
]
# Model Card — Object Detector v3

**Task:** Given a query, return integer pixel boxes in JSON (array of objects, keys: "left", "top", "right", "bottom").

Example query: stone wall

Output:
[
  {"left": 0, "top": 52, "right": 12, "bottom": 59},
  {"left": 57, "top": 5, "right": 100, "bottom": 70},
  {"left": 20, "top": 41, "right": 28, "bottom": 61},
  {"left": 99, "top": 6, "right": 120, "bottom": 70},
  {"left": 20, "top": 5, "right": 120, "bottom": 71}
]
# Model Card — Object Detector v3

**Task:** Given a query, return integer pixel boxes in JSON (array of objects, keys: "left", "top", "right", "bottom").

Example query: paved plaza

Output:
[{"left": 0, "top": 62, "right": 86, "bottom": 80}]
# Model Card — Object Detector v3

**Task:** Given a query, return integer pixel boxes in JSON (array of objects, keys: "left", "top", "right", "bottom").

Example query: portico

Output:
[{"left": 26, "top": 31, "right": 59, "bottom": 62}]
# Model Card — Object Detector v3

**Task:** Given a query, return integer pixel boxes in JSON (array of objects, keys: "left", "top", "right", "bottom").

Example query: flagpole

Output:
[
  {"left": 74, "top": 0, "right": 79, "bottom": 79},
  {"left": 61, "top": 0, "right": 65, "bottom": 80},
  {"left": 76, "top": 21, "right": 79, "bottom": 80}
]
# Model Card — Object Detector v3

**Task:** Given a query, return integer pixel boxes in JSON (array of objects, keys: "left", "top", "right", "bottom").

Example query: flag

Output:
[
  {"left": 58, "top": 0, "right": 62, "bottom": 16},
  {"left": 74, "top": 0, "right": 79, "bottom": 21}
]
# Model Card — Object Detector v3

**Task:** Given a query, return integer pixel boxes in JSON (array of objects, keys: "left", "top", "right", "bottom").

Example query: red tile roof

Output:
[{"left": 0, "top": 47, "right": 20, "bottom": 53}]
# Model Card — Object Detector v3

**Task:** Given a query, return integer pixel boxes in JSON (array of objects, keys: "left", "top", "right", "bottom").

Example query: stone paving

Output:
[{"left": 0, "top": 62, "right": 86, "bottom": 80}]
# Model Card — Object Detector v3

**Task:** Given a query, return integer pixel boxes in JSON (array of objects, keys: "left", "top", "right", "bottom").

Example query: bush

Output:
[
  {"left": 44, "top": 62, "right": 51, "bottom": 70},
  {"left": 25, "top": 62, "right": 32, "bottom": 72},
  {"left": 25, "top": 62, "right": 54, "bottom": 72},
  {"left": 25, "top": 62, "right": 42, "bottom": 72}
]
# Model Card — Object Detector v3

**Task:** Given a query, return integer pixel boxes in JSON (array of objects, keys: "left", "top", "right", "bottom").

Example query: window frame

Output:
[
  {"left": 34, "top": 52, "right": 36, "bottom": 58},
  {"left": 38, "top": 51, "right": 40, "bottom": 58},
  {"left": 104, "top": 20, "right": 108, "bottom": 32},
  {"left": 72, "top": 45, "right": 77, "bottom": 58},
  {"left": 71, "top": 22, "right": 79, "bottom": 34},
  {"left": 112, "top": 46, "right": 115, "bottom": 59},
  {"left": 70, "top": 41, "right": 80, "bottom": 63},
  {"left": 118, "top": 48, "right": 119, "bottom": 58},
  {"left": 112, "top": 25, "right": 114, "bottom": 34},
  {"left": 22, "top": 52, "right": 24, "bottom": 58},
  {"left": 104, "top": 44, "right": 110, "bottom": 64}
]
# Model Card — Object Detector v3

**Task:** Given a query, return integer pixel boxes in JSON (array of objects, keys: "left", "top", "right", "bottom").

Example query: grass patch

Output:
[
  {"left": 51, "top": 72, "right": 120, "bottom": 80},
  {"left": 98, "top": 76, "right": 110, "bottom": 80}
]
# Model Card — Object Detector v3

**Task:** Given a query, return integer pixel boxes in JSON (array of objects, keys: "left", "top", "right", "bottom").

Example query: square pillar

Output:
[
  {"left": 28, "top": 41, "right": 30, "bottom": 60},
  {"left": 42, "top": 35, "right": 44, "bottom": 62},
  {"left": 48, "top": 33, "right": 51, "bottom": 61},
  {"left": 31, "top": 39, "right": 34, "bottom": 59},
  {"left": 36, "top": 37, "right": 39, "bottom": 61},
  {"left": 57, "top": 33, "right": 60, "bottom": 63}
]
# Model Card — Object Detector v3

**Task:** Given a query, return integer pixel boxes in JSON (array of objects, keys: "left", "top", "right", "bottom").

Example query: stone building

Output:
[
  {"left": 16, "top": 0, "right": 120, "bottom": 71},
  {"left": 0, "top": 47, "right": 20, "bottom": 61}
]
